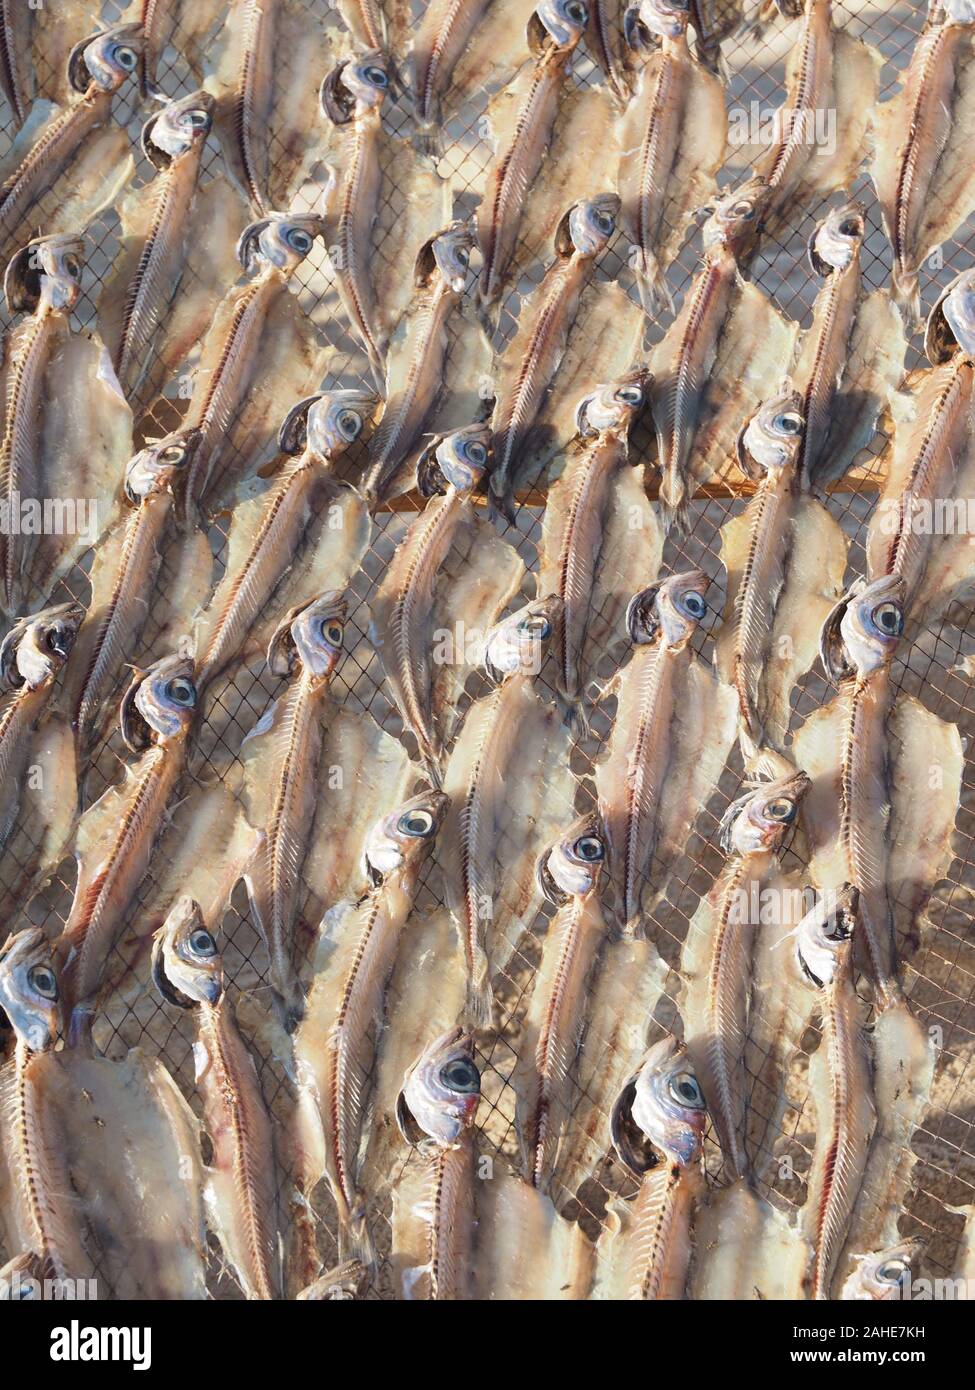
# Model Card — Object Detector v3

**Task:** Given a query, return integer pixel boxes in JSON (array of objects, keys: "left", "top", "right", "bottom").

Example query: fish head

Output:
[
  {"left": 556, "top": 193, "right": 620, "bottom": 259},
  {"left": 610, "top": 1035, "right": 706, "bottom": 1173},
  {"left": 795, "top": 883, "right": 859, "bottom": 989},
  {"left": 820, "top": 574, "right": 905, "bottom": 683},
  {"left": 142, "top": 90, "right": 215, "bottom": 168},
  {"left": 483, "top": 594, "right": 563, "bottom": 681},
  {"left": 151, "top": 896, "right": 224, "bottom": 1008},
  {"left": 735, "top": 386, "right": 805, "bottom": 480},
  {"left": 120, "top": 653, "right": 198, "bottom": 751},
  {"left": 842, "top": 1240, "right": 923, "bottom": 1300},
  {"left": 808, "top": 202, "right": 865, "bottom": 277},
  {"left": 124, "top": 428, "right": 200, "bottom": 503},
  {"left": 267, "top": 590, "right": 347, "bottom": 682},
  {"left": 945, "top": 0, "right": 975, "bottom": 24},
  {"left": 624, "top": 0, "right": 690, "bottom": 49},
  {"left": 415, "top": 221, "right": 475, "bottom": 295},
  {"left": 237, "top": 213, "right": 326, "bottom": 275},
  {"left": 0, "top": 928, "right": 60, "bottom": 1052},
  {"left": 575, "top": 368, "right": 649, "bottom": 438},
  {"left": 395, "top": 1026, "right": 480, "bottom": 1149},
  {"left": 626, "top": 568, "right": 707, "bottom": 649},
  {"left": 320, "top": 51, "right": 389, "bottom": 123},
  {"left": 0, "top": 601, "right": 83, "bottom": 692},
  {"left": 702, "top": 178, "right": 768, "bottom": 259},
  {"left": 418, "top": 422, "right": 492, "bottom": 496},
  {"left": 278, "top": 390, "right": 377, "bottom": 461},
  {"left": 362, "top": 788, "right": 450, "bottom": 885},
  {"left": 68, "top": 22, "right": 143, "bottom": 95},
  {"left": 530, "top": 0, "right": 589, "bottom": 51},
  {"left": 720, "top": 765, "right": 810, "bottom": 857},
  {"left": 537, "top": 813, "right": 606, "bottom": 903},
  {"left": 4, "top": 233, "right": 86, "bottom": 316},
  {"left": 925, "top": 268, "right": 975, "bottom": 364}
]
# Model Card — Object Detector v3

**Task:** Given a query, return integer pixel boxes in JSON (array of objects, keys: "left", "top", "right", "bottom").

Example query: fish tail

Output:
[
  {"left": 631, "top": 248, "right": 673, "bottom": 319},
  {"left": 270, "top": 974, "right": 306, "bottom": 1035},
  {"left": 466, "top": 952, "right": 494, "bottom": 1030},
  {"left": 339, "top": 1204, "right": 376, "bottom": 1271},
  {"left": 412, "top": 121, "right": 443, "bottom": 161},
  {"left": 487, "top": 475, "right": 517, "bottom": 528},
  {"left": 891, "top": 264, "right": 921, "bottom": 332}
]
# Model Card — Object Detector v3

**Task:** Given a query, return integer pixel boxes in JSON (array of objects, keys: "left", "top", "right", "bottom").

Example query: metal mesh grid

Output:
[{"left": 2, "top": 0, "right": 975, "bottom": 1297}]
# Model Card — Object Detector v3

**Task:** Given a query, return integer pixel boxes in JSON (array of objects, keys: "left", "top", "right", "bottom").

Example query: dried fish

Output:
[
  {"left": 793, "top": 203, "right": 907, "bottom": 490},
  {"left": 648, "top": 177, "right": 792, "bottom": 526},
  {"left": 0, "top": 0, "right": 31, "bottom": 126},
  {"left": 871, "top": 1, "right": 975, "bottom": 324},
  {"left": 295, "top": 788, "right": 448, "bottom": 1264},
  {"left": 682, "top": 762, "right": 810, "bottom": 1179},
  {"left": 362, "top": 222, "right": 475, "bottom": 505},
  {"left": 391, "top": 1027, "right": 480, "bottom": 1300},
  {"left": 715, "top": 387, "right": 847, "bottom": 756},
  {"left": 197, "top": 391, "right": 374, "bottom": 689},
  {"left": 538, "top": 370, "right": 652, "bottom": 712},
  {"left": 441, "top": 594, "right": 566, "bottom": 1025},
  {"left": 476, "top": 0, "right": 588, "bottom": 310},
  {"left": 0, "top": 233, "right": 84, "bottom": 617},
  {"left": 840, "top": 1240, "right": 923, "bottom": 1300},
  {"left": 185, "top": 211, "right": 326, "bottom": 513},
  {"left": 321, "top": 51, "right": 391, "bottom": 388},
  {"left": 587, "top": 0, "right": 630, "bottom": 103},
  {"left": 240, "top": 592, "right": 347, "bottom": 1028},
  {"left": 152, "top": 898, "right": 280, "bottom": 1299},
  {"left": 67, "top": 431, "right": 197, "bottom": 755},
  {"left": 518, "top": 814, "right": 608, "bottom": 1192},
  {"left": 0, "top": 929, "right": 94, "bottom": 1285},
  {"left": 224, "top": 0, "right": 277, "bottom": 212},
  {"left": 689, "top": 1180, "right": 812, "bottom": 1298},
  {"left": 56, "top": 655, "right": 198, "bottom": 1041},
  {"left": 337, "top": 0, "right": 389, "bottom": 49},
  {"left": 617, "top": 1, "right": 727, "bottom": 314},
  {"left": 597, "top": 571, "right": 737, "bottom": 935},
  {"left": 867, "top": 270, "right": 975, "bottom": 621},
  {"left": 107, "top": 93, "right": 216, "bottom": 398},
  {"left": 413, "top": 0, "right": 495, "bottom": 144},
  {"left": 795, "top": 886, "right": 876, "bottom": 1300},
  {"left": 490, "top": 194, "right": 621, "bottom": 519},
  {"left": 751, "top": 0, "right": 880, "bottom": 235},
  {"left": 370, "top": 423, "right": 492, "bottom": 781},
  {"left": 593, "top": 1036, "right": 706, "bottom": 1299},
  {"left": 0, "top": 23, "right": 142, "bottom": 257},
  {"left": 0, "top": 604, "right": 82, "bottom": 860}
]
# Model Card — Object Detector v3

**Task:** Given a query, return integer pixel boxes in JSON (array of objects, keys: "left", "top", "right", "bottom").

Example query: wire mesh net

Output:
[{"left": 2, "top": 0, "right": 975, "bottom": 1298}]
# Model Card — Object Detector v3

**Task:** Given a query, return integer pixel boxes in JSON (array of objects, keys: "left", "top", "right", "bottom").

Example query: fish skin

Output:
[
  {"left": 0, "top": 314, "right": 56, "bottom": 617},
  {"left": 476, "top": 23, "right": 582, "bottom": 310},
  {"left": 587, "top": 0, "right": 631, "bottom": 105},
  {"left": 337, "top": 0, "right": 387, "bottom": 48},
  {"left": 0, "top": 0, "right": 31, "bottom": 126},
  {"left": 412, "top": 0, "right": 491, "bottom": 143},
  {"left": 0, "top": 94, "right": 110, "bottom": 249},
  {"left": 752, "top": 0, "right": 831, "bottom": 215},
  {"left": 231, "top": 0, "right": 277, "bottom": 213}
]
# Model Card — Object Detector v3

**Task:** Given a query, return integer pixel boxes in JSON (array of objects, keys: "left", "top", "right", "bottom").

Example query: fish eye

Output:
[
  {"left": 440, "top": 1057, "right": 480, "bottom": 1094},
  {"left": 320, "top": 619, "right": 345, "bottom": 648},
  {"left": 777, "top": 412, "right": 803, "bottom": 435},
  {"left": 519, "top": 614, "right": 551, "bottom": 639},
  {"left": 159, "top": 444, "right": 186, "bottom": 465},
  {"left": 877, "top": 1259, "right": 909, "bottom": 1284},
  {"left": 872, "top": 601, "right": 903, "bottom": 637},
  {"left": 765, "top": 797, "right": 796, "bottom": 823},
  {"left": 337, "top": 409, "right": 362, "bottom": 439},
  {"left": 397, "top": 808, "right": 436, "bottom": 838},
  {"left": 455, "top": 246, "right": 470, "bottom": 268},
  {"left": 670, "top": 1071, "right": 704, "bottom": 1109},
  {"left": 565, "top": 0, "right": 587, "bottom": 19},
  {"left": 63, "top": 255, "right": 81, "bottom": 279},
  {"left": 733, "top": 201, "right": 755, "bottom": 218},
  {"left": 113, "top": 44, "right": 137, "bottom": 71},
  {"left": 287, "top": 227, "right": 313, "bottom": 254},
  {"left": 680, "top": 591, "right": 706, "bottom": 619},
  {"left": 617, "top": 385, "right": 643, "bottom": 406},
  {"left": 365, "top": 65, "right": 388, "bottom": 87},
  {"left": 28, "top": 964, "right": 57, "bottom": 1000},
  {"left": 573, "top": 834, "right": 605, "bottom": 862},
  {"left": 186, "top": 109, "right": 209, "bottom": 127},
  {"left": 594, "top": 210, "right": 615, "bottom": 234},
  {"left": 189, "top": 928, "right": 216, "bottom": 957},
  {"left": 166, "top": 676, "right": 196, "bottom": 706},
  {"left": 465, "top": 440, "right": 487, "bottom": 464}
]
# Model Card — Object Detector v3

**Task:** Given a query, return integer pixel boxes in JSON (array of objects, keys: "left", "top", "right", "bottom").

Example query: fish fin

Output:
[
  {"left": 891, "top": 266, "right": 921, "bottom": 333},
  {"left": 631, "top": 247, "right": 674, "bottom": 318},
  {"left": 466, "top": 954, "right": 495, "bottom": 1031},
  {"left": 339, "top": 1204, "right": 376, "bottom": 1271}
]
